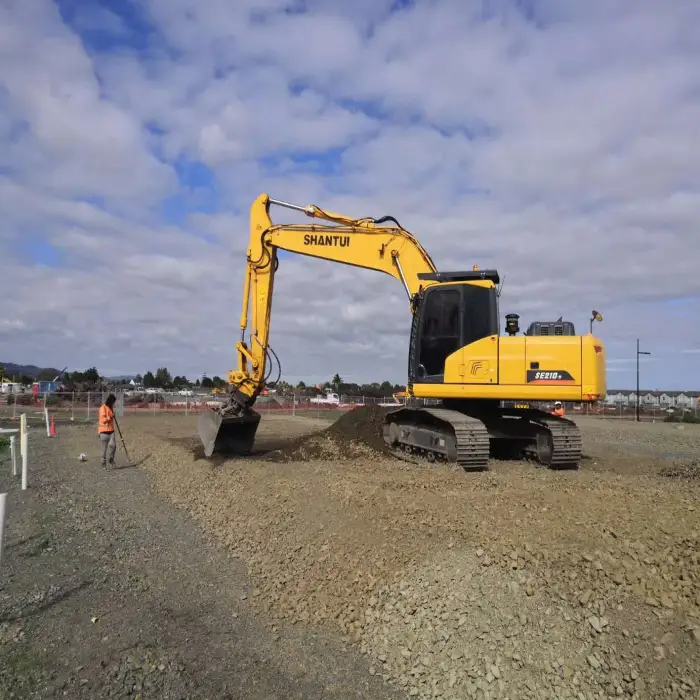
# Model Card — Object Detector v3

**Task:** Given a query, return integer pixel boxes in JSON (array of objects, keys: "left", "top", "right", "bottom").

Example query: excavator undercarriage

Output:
[{"left": 383, "top": 403, "right": 582, "bottom": 470}]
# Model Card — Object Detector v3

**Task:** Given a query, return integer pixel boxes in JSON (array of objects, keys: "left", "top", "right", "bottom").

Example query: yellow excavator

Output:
[{"left": 198, "top": 194, "right": 606, "bottom": 470}]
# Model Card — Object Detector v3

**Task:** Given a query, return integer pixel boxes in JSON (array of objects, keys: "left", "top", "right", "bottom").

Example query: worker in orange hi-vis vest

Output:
[
  {"left": 551, "top": 401, "right": 565, "bottom": 418},
  {"left": 98, "top": 394, "right": 117, "bottom": 467}
]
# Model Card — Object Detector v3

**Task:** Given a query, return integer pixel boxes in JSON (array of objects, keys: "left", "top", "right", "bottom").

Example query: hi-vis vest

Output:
[{"left": 98, "top": 404, "right": 115, "bottom": 433}]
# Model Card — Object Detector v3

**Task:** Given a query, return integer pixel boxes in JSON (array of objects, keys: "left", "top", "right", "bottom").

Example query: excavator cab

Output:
[{"left": 409, "top": 270, "right": 499, "bottom": 384}]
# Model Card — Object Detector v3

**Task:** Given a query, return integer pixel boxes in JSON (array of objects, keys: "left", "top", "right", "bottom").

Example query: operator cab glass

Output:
[{"left": 409, "top": 274, "right": 499, "bottom": 383}]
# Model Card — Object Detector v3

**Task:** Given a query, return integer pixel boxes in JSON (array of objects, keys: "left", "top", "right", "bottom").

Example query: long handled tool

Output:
[{"left": 113, "top": 416, "right": 131, "bottom": 464}]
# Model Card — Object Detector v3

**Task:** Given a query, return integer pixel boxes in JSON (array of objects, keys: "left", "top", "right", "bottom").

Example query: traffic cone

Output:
[{"left": 50, "top": 415, "right": 56, "bottom": 437}]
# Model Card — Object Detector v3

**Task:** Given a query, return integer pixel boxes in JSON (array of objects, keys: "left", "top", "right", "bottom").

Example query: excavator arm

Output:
[
  {"left": 231, "top": 194, "right": 438, "bottom": 398},
  {"left": 198, "top": 193, "right": 442, "bottom": 456}
]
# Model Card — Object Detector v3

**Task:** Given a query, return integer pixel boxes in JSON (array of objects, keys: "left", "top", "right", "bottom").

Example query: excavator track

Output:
[
  {"left": 383, "top": 407, "right": 491, "bottom": 471},
  {"left": 523, "top": 411, "right": 582, "bottom": 469},
  {"left": 384, "top": 406, "right": 583, "bottom": 471}
]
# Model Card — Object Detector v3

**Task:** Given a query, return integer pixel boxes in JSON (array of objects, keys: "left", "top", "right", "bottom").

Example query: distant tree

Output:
[
  {"left": 143, "top": 371, "right": 155, "bottom": 388},
  {"left": 154, "top": 367, "right": 172, "bottom": 388},
  {"left": 297, "top": 380, "right": 306, "bottom": 388},
  {"left": 135, "top": 373, "right": 143, "bottom": 384},
  {"left": 195, "top": 378, "right": 201, "bottom": 387},
  {"left": 212, "top": 375, "right": 226, "bottom": 388},
  {"left": 83, "top": 367, "right": 100, "bottom": 384},
  {"left": 201, "top": 376, "right": 213, "bottom": 388},
  {"left": 61, "top": 367, "right": 102, "bottom": 390}
]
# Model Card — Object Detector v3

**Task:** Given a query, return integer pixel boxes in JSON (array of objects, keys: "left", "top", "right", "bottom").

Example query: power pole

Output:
[{"left": 636, "top": 339, "right": 651, "bottom": 422}]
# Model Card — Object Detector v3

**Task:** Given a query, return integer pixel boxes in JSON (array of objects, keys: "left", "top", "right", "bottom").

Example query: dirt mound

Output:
[
  {"left": 263, "top": 405, "right": 393, "bottom": 462},
  {"left": 660, "top": 459, "right": 700, "bottom": 479}
]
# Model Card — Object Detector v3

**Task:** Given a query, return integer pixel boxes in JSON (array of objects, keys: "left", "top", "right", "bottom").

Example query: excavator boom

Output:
[
  {"left": 198, "top": 193, "right": 440, "bottom": 456},
  {"left": 199, "top": 194, "right": 607, "bottom": 470}
]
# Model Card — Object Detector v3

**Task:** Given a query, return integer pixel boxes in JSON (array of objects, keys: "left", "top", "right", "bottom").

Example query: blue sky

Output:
[{"left": 1, "top": 0, "right": 699, "bottom": 389}]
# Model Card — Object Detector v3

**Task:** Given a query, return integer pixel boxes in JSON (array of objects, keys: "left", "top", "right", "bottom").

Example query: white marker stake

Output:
[
  {"left": 0, "top": 493, "right": 6, "bottom": 571},
  {"left": 20, "top": 414, "right": 26, "bottom": 458},
  {"left": 44, "top": 407, "right": 50, "bottom": 437},
  {"left": 20, "top": 414, "right": 28, "bottom": 490},
  {"left": 10, "top": 435, "right": 16, "bottom": 477}
]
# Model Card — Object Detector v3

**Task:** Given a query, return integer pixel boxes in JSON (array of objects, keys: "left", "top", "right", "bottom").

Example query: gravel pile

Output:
[
  {"left": 660, "top": 460, "right": 700, "bottom": 480},
  {"left": 263, "top": 406, "right": 392, "bottom": 462}
]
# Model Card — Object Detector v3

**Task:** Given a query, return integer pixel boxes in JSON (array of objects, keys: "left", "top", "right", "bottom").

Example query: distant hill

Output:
[
  {"left": 1, "top": 362, "right": 62, "bottom": 379},
  {"left": 1, "top": 364, "right": 140, "bottom": 382}
]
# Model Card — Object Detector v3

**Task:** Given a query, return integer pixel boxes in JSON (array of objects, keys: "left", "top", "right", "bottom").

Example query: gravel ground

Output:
[
  {"left": 118, "top": 412, "right": 700, "bottom": 700},
  {"left": 2, "top": 412, "right": 699, "bottom": 700},
  {"left": 0, "top": 423, "right": 403, "bottom": 700}
]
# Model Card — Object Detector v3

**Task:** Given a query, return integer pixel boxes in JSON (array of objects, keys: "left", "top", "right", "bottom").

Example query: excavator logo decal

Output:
[
  {"left": 303, "top": 234, "right": 350, "bottom": 247},
  {"left": 527, "top": 370, "right": 575, "bottom": 384},
  {"left": 470, "top": 361, "right": 484, "bottom": 375}
]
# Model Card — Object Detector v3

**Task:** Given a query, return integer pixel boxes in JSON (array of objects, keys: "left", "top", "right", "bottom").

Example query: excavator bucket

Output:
[{"left": 198, "top": 408, "right": 261, "bottom": 458}]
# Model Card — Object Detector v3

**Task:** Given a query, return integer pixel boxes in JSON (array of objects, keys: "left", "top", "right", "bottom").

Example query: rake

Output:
[{"left": 113, "top": 415, "right": 132, "bottom": 465}]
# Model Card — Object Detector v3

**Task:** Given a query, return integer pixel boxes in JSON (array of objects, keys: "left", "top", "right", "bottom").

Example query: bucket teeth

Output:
[{"left": 198, "top": 408, "right": 261, "bottom": 457}]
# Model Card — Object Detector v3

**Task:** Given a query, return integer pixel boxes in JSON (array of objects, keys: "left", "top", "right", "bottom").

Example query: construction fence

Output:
[
  {"left": 0, "top": 391, "right": 393, "bottom": 424},
  {"left": 0, "top": 392, "right": 697, "bottom": 425}
]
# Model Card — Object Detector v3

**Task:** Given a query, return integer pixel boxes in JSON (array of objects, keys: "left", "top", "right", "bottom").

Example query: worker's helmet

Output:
[{"left": 554, "top": 401, "right": 562, "bottom": 406}]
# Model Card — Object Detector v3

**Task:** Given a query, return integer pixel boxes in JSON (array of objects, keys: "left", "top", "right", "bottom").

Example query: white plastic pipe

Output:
[
  {"left": 44, "top": 406, "right": 50, "bottom": 436},
  {"left": 10, "top": 435, "right": 16, "bottom": 477},
  {"left": 20, "top": 414, "right": 26, "bottom": 457},
  {"left": 0, "top": 493, "right": 6, "bottom": 571},
  {"left": 20, "top": 414, "right": 27, "bottom": 490},
  {"left": 22, "top": 446, "right": 28, "bottom": 490}
]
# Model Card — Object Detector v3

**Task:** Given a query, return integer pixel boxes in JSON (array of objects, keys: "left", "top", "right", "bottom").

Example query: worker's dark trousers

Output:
[{"left": 100, "top": 431, "right": 116, "bottom": 465}]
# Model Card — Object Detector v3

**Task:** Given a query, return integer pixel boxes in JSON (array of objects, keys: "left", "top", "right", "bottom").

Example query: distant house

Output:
[
  {"left": 642, "top": 392, "right": 658, "bottom": 406},
  {"left": 606, "top": 390, "right": 631, "bottom": 405},
  {"left": 603, "top": 390, "right": 700, "bottom": 409},
  {"left": 677, "top": 391, "right": 700, "bottom": 408},
  {"left": 659, "top": 393, "right": 675, "bottom": 406}
]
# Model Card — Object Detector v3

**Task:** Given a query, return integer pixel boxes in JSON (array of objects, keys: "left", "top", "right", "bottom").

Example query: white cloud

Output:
[{"left": 1, "top": 0, "right": 699, "bottom": 389}]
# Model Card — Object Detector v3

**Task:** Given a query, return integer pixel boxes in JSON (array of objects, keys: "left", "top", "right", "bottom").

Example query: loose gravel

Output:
[
  {"left": 117, "top": 412, "right": 700, "bottom": 700},
  {"left": 5, "top": 412, "right": 698, "bottom": 699},
  {"left": 0, "top": 423, "right": 401, "bottom": 700}
]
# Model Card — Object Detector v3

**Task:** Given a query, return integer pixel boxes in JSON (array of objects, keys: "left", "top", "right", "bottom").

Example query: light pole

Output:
[
  {"left": 636, "top": 339, "right": 650, "bottom": 422},
  {"left": 589, "top": 310, "right": 603, "bottom": 334}
]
